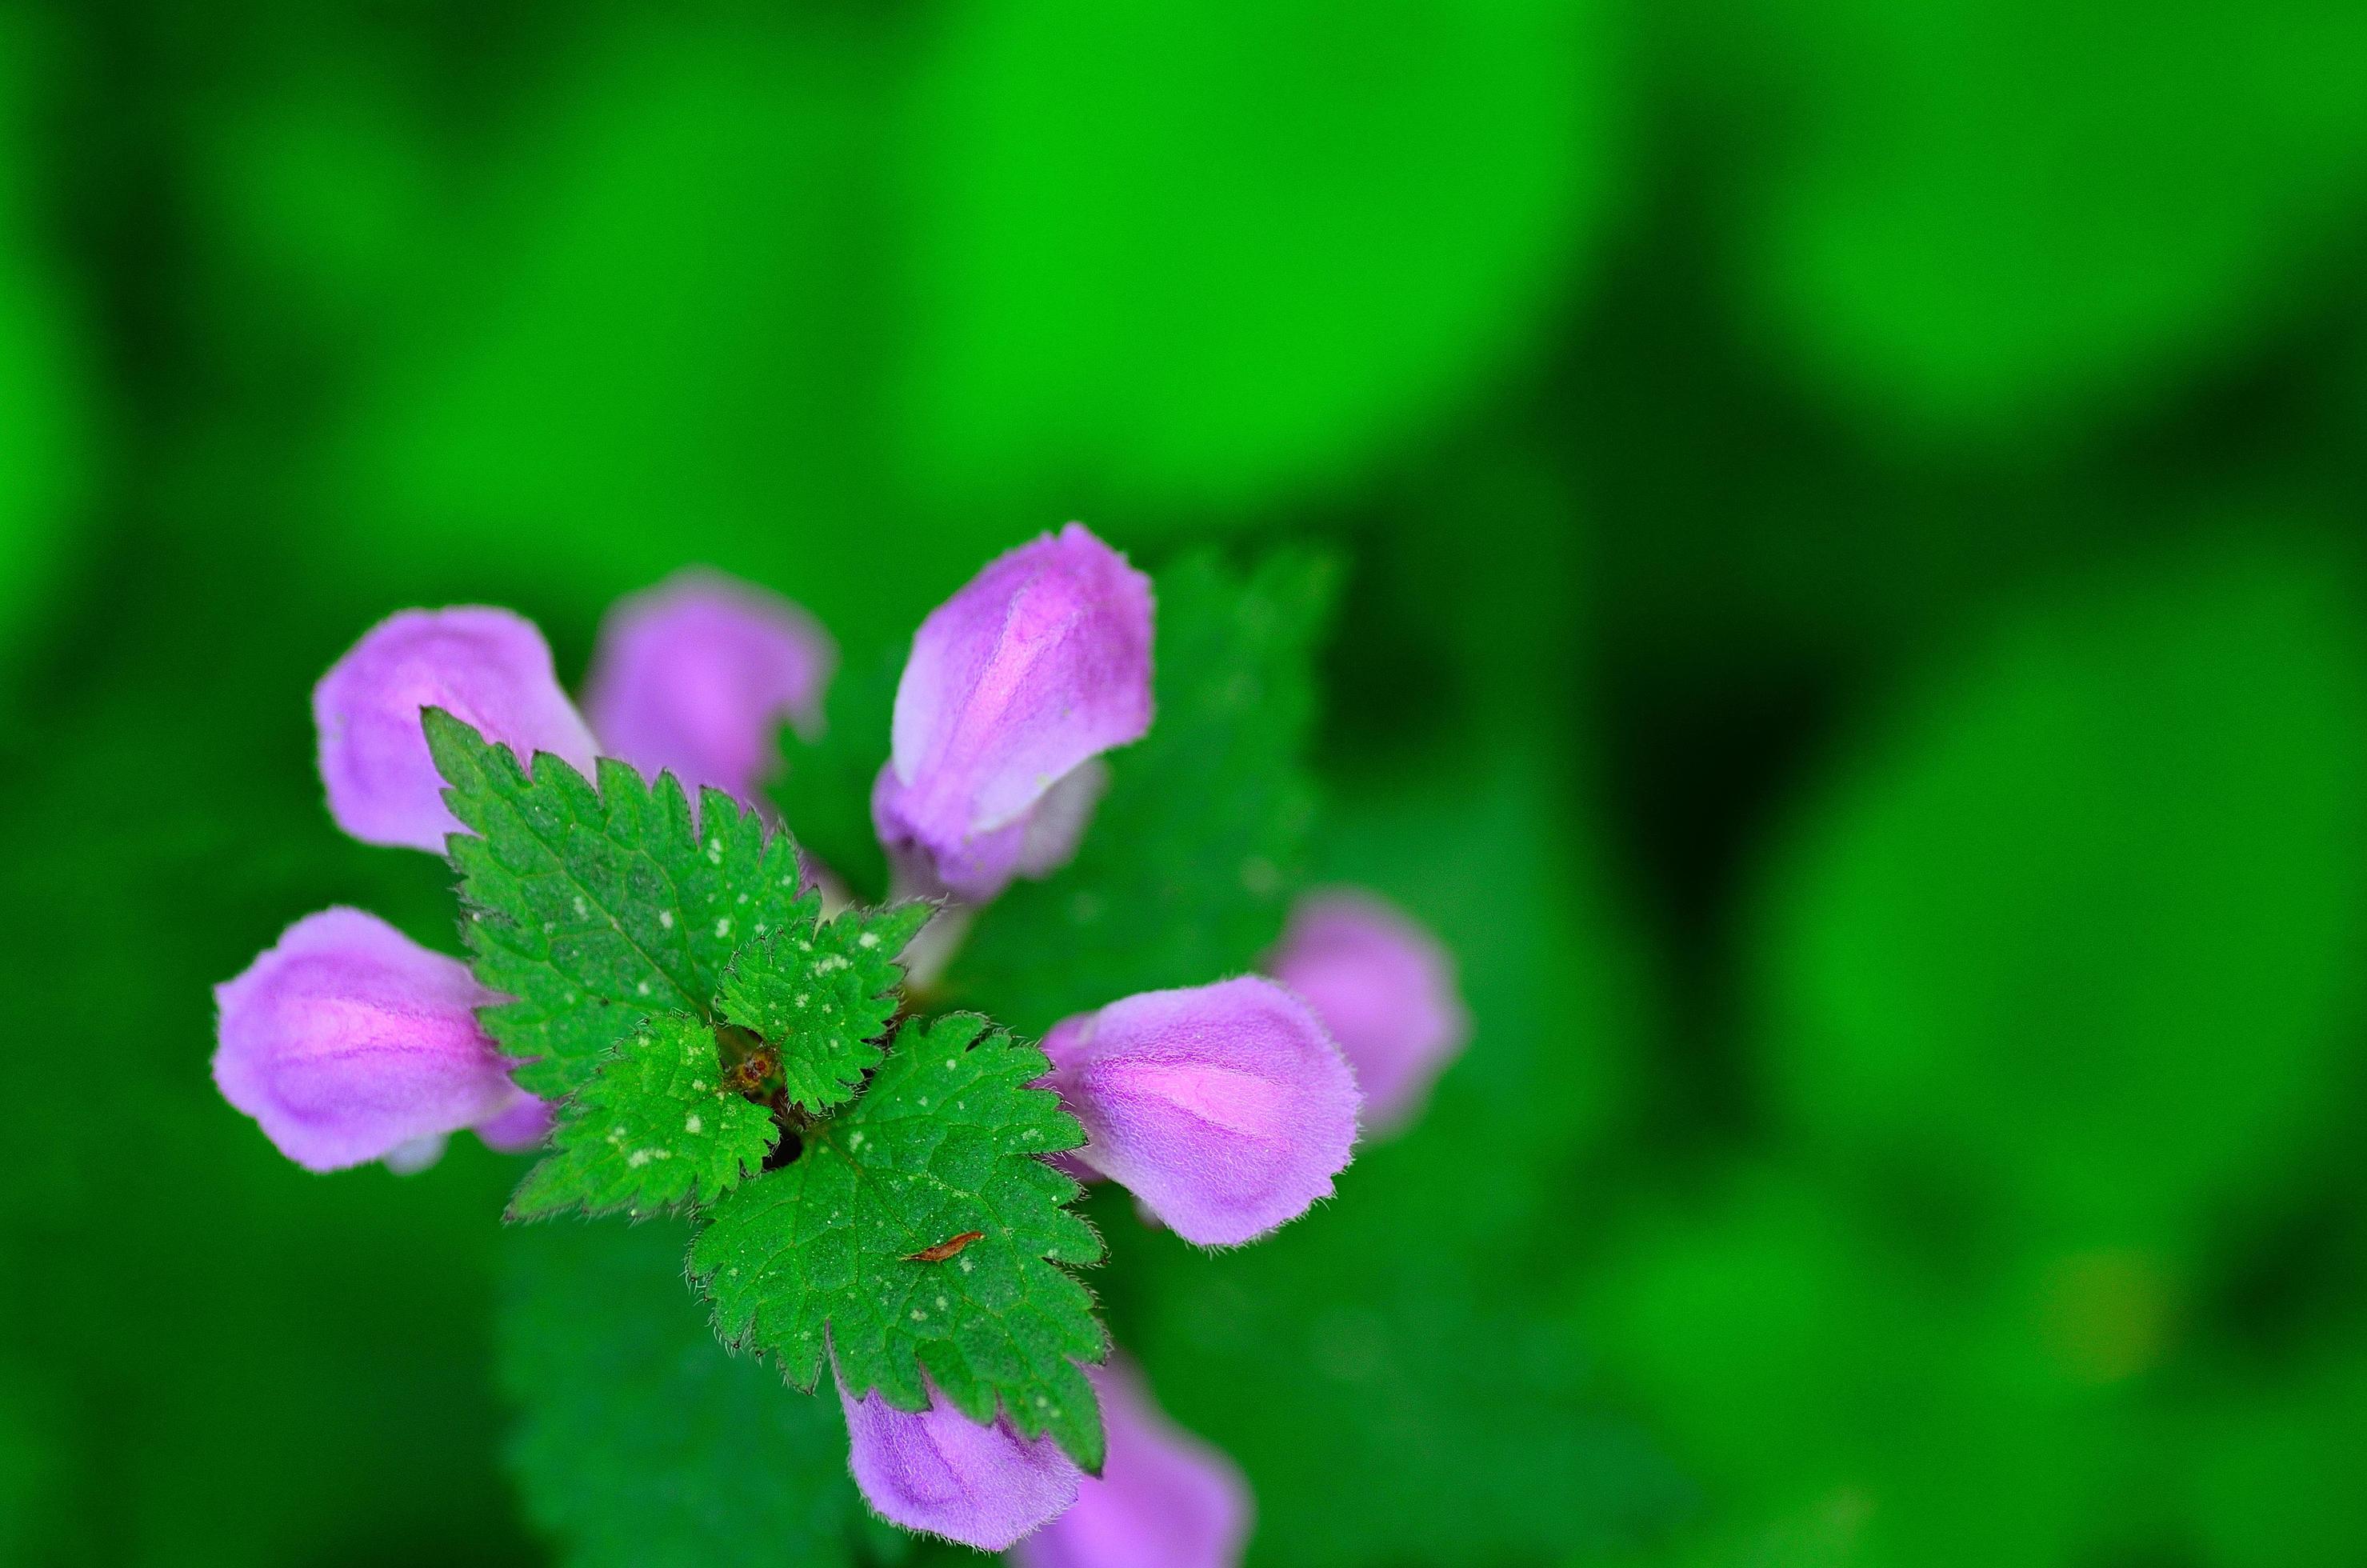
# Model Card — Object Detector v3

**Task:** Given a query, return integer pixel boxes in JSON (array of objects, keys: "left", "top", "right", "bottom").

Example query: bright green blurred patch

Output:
[
  {"left": 895, "top": 0, "right": 1622, "bottom": 516},
  {"left": 1754, "top": 535, "right": 2367, "bottom": 1257},
  {"left": 219, "top": 11, "right": 1012, "bottom": 636},
  {"left": 0, "top": 17, "right": 90, "bottom": 682},
  {"left": 1697, "top": 0, "right": 2367, "bottom": 444},
  {"left": 333, "top": 13, "right": 910, "bottom": 612}
]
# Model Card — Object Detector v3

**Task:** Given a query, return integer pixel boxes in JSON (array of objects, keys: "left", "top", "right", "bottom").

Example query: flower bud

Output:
[
  {"left": 581, "top": 569, "right": 834, "bottom": 808},
  {"left": 1265, "top": 890, "right": 1469, "bottom": 1134},
  {"left": 314, "top": 606, "right": 598, "bottom": 852},
  {"left": 1014, "top": 1358, "right": 1251, "bottom": 1568},
  {"left": 837, "top": 1373, "right": 1081, "bottom": 1551},
  {"left": 1041, "top": 977, "right": 1359, "bottom": 1247},
  {"left": 213, "top": 908, "right": 533, "bottom": 1171},
  {"left": 873, "top": 525, "right": 1153, "bottom": 901}
]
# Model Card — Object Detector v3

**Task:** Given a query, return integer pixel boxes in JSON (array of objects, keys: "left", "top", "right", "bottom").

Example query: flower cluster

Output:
[{"left": 214, "top": 526, "right": 1469, "bottom": 1562}]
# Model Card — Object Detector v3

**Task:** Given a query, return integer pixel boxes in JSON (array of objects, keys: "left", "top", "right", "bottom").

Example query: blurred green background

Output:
[{"left": 4, "top": 1, "right": 2365, "bottom": 1563}]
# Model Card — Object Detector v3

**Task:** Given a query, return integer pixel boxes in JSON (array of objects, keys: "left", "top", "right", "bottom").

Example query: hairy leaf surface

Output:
[
  {"left": 510, "top": 1013, "right": 778, "bottom": 1220},
  {"left": 716, "top": 901, "right": 934, "bottom": 1112},
  {"left": 694, "top": 1014, "right": 1108, "bottom": 1467},
  {"left": 426, "top": 708, "right": 811, "bottom": 1098}
]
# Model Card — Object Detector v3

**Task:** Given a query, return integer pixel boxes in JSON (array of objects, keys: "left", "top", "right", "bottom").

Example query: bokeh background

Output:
[{"left": 5, "top": 1, "right": 2366, "bottom": 1564}]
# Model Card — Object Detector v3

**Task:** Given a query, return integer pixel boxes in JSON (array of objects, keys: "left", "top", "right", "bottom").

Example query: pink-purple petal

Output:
[
  {"left": 1265, "top": 889, "right": 1470, "bottom": 1134},
  {"left": 212, "top": 908, "right": 522, "bottom": 1172},
  {"left": 1041, "top": 977, "right": 1360, "bottom": 1247},
  {"left": 1014, "top": 758, "right": 1112, "bottom": 879},
  {"left": 1014, "top": 1358, "right": 1252, "bottom": 1568},
  {"left": 314, "top": 606, "right": 597, "bottom": 852},
  {"left": 580, "top": 569, "right": 835, "bottom": 809},
  {"left": 837, "top": 1373, "right": 1081, "bottom": 1551},
  {"left": 874, "top": 524, "right": 1152, "bottom": 901},
  {"left": 471, "top": 1093, "right": 554, "bottom": 1153}
]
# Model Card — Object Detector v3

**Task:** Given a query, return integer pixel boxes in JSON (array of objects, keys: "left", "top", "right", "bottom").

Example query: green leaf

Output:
[
  {"left": 499, "top": 1219, "right": 896, "bottom": 1568},
  {"left": 898, "top": 0, "right": 1619, "bottom": 513},
  {"left": 1704, "top": 0, "right": 2367, "bottom": 440},
  {"left": 510, "top": 1013, "right": 780, "bottom": 1220},
  {"left": 425, "top": 707, "right": 813, "bottom": 1099},
  {"left": 317, "top": 14, "right": 929, "bottom": 612},
  {"left": 0, "top": 25, "right": 91, "bottom": 695},
  {"left": 717, "top": 901, "right": 934, "bottom": 1113},
  {"left": 1754, "top": 542, "right": 2367, "bottom": 1254},
  {"left": 693, "top": 1014, "right": 1109, "bottom": 1468},
  {"left": 946, "top": 548, "right": 1338, "bottom": 1032}
]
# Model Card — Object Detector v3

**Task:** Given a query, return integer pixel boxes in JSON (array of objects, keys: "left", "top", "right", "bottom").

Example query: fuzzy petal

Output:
[
  {"left": 581, "top": 570, "right": 834, "bottom": 808},
  {"left": 1042, "top": 977, "right": 1360, "bottom": 1247},
  {"left": 874, "top": 525, "right": 1152, "bottom": 901},
  {"left": 1015, "top": 1358, "right": 1252, "bottom": 1568},
  {"left": 315, "top": 606, "right": 597, "bottom": 852},
  {"left": 1265, "top": 890, "right": 1470, "bottom": 1134},
  {"left": 1015, "top": 758, "right": 1111, "bottom": 879},
  {"left": 213, "top": 908, "right": 522, "bottom": 1172},
  {"left": 837, "top": 1374, "right": 1080, "bottom": 1551},
  {"left": 471, "top": 1094, "right": 554, "bottom": 1153},
  {"left": 380, "top": 1133, "right": 449, "bottom": 1175}
]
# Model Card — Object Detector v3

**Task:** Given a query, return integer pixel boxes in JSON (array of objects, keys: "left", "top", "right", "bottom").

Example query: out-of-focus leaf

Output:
[
  {"left": 2182, "top": 1342, "right": 2367, "bottom": 1568},
  {"left": 0, "top": 1358, "right": 46, "bottom": 1566},
  {"left": 1582, "top": 1171, "right": 2183, "bottom": 1568},
  {"left": 314, "top": 13, "right": 1012, "bottom": 632},
  {"left": 894, "top": 0, "right": 1621, "bottom": 515},
  {"left": 1754, "top": 539, "right": 2367, "bottom": 1255},
  {"left": 1692, "top": 0, "right": 2367, "bottom": 442},
  {"left": 501, "top": 1219, "right": 890, "bottom": 1568},
  {"left": 0, "top": 18, "right": 90, "bottom": 682}
]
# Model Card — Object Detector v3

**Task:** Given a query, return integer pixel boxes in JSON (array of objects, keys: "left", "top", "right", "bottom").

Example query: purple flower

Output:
[
  {"left": 1014, "top": 1358, "right": 1252, "bottom": 1568},
  {"left": 581, "top": 569, "right": 835, "bottom": 810},
  {"left": 873, "top": 524, "right": 1154, "bottom": 901},
  {"left": 314, "top": 606, "right": 598, "bottom": 853},
  {"left": 237, "top": 578, "right": 842, "bottom": 1181},
  {"left": 1040, "top": 977, "right": 1360, "bottom": 1247},
  {"left": 837, "top": 1371, "right": 1081, "bottom": 1551},
  {"left": 213, "top": 908, "right": 538, "bottom": 1172},
  {"left": 1265, "top": 890, "right": 1470, "bottom": 1134}
]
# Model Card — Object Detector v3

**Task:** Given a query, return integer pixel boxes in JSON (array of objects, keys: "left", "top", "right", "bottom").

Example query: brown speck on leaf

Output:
[{"left": 904, "top": 1230, "right": 986, "bottom": 1264}]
